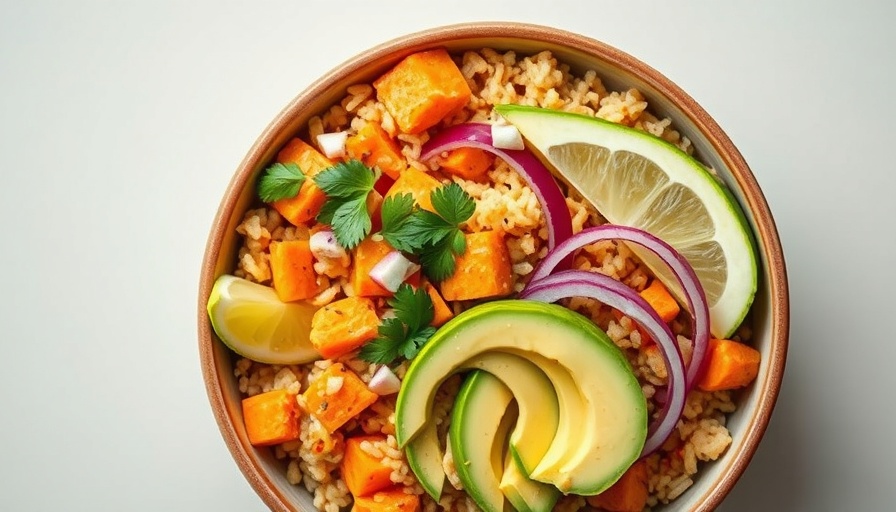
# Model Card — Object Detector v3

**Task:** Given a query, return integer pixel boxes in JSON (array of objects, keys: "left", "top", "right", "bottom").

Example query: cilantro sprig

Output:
[
  {"left": 313, "top": 160, "right": 377, "bottom": 249},
  {"left": 380, "top": 183, "right": 475, "bottom": 281},
  {"left": 257, "top": 162, "right": 306, "bottom": 202},
  {"left": 358, "top": 283, "right": 437, "bottom": 365}
]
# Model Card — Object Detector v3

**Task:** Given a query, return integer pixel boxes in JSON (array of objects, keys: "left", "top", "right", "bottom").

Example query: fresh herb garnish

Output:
[
  {"left": 379, "top": 183, "right": 475, "bottom": 281},
  {"left": 358, "top": 283, "right": 437, "bottom": 365},
  {"left": 313, "top": 160, "right": 377, "bottom": 249},
  {"left": 257, "top": 162, "right": 306, "bottom": 202}
]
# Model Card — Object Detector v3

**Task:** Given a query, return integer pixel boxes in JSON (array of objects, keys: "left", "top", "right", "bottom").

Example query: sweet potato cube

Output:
[
  {"left": 346, "top": 123, "right": 407, "bottom": 180},
  {"left": 423, "top": 281, "right": 453, "bottom": 327},
  {"left": 438, "top": 147, "right": 494, "bottom": 181},
  {"left": 270, "top": 138, "right": 333, "bottom": 226},
  {"left": 309, "top": 296, "right": 380, "bottom": 359},
  {"left": 352, "top": 488, "right": 420, "bottom": 512},
  {"left": 439, "top": 231, "right": 512, "bottom": 301},
  {"left": 302, "top": 363, "right": 378, "bottom": 433},
  {"left": 342, "top": 435, "right": 396, "bottom": 497},
  {"left": 350, "top": 237, "right": 395, "bottom": 297},
  {"left": 586, "top": 460, "right": 649, "bottom": 512},
  {"left": 697, "top": 338, "right": 761, "bottom": 391},
  {"left": 241, "top": 389, "right": 301, "bottom": 447},
  {"left": 269, "top": 240, "right": 321, "bottom": 302},
  {"left": 639, "top": 279, "right": 681, "bottom": 323},
  {"left": 373, "top": 48, "right": 472, "bottom": 134},
  {"left": 385, "top": 168, "right": 442, "bottom": 213}
]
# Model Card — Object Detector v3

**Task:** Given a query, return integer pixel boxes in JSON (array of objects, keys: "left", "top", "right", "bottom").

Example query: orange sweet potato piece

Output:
[
  {"left": 346, "top": 123, "right": 407, "bottom": 180},
  {"left": 271, "top": 138, "right": 333, "bottom": 226},
  {"left": 438, "top": 147, "right": 494, "bottom": 181},
  {"left": 302, "top": 363, "right": 379, "bottom": 433},
  {"left": 241, "top": 389, "right": 301, "bottom": 447},
  {"left": 423, "top": 280, "right": 453, "bottom": 327},
  {"left": 373, "top": 48, "right": 472, "bottom": 134},
  {"left": 269, "top": 240, "right": 322, "bottom": 302},
  {"left": 384, "top": 168, "right": 442, "bottom": 213},
  {"left": 639, "top": 279, "right": 681, "bottom": 323},
  {"left": 342, "top": 435, "right": 395, "bottom": 497},
  {"left": 350, "top": 237, "right": 395, "bottom": 297},
  {"left": 439, "top": 230, "right": 512, "bottom": 301},
  {"left": 309, "top": 296, "right": 380, "bottom": 359},
  {"left": 697, "top": 338, "right": 761, "bottom": 391},
  {"left": 586, "top": 460, "right": 649, "bottom": 512},
  {"left": 352, "top": 488, "right": 420, "bottom": 512}
]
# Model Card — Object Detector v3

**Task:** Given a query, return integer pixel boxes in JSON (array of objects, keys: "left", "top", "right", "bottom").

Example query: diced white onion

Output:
[
  {"left": 316, "top": 131, "right": 348, "bottom": 159},
  {"left": 490, "top": 123, "right": 525, "bottom": 150},
  {"left": 309, "top": 229, "right": 347, "bottom": 259},
  {"left": 369, "top": 251, "right": 420, "bottom": 293},
  {"left": 368, "top": 365, "right": 401, "bottom": 395}
]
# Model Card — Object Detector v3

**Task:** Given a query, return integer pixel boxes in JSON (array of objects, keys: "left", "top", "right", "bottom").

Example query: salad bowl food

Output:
[{"left": 198, "top": 22, "right": 788, "bottom": 512}]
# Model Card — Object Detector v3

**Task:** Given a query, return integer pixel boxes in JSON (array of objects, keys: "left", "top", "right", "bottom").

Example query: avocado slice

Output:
[
  {"left": 395, "top": 300, "right": 647, "bottom": 496},
  {"left": 403, "top": 351, "right": 559, "bottom": 501},
  {"left": 404, "top": 419, "right": 445, "bottom": 499},
  {"left": 500, "top": 450, "right": 560, "bottom": 512},
  {"left": 449, "top": 371, "right": 515, "bottom": 512},
  {"left": 461, "top": 351, "right": 559, "bottom": 475}
]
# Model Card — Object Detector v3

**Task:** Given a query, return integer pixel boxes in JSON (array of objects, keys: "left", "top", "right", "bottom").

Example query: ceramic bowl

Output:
[{"left": 198, "top": 21, "right": 789, "bottom": 512}]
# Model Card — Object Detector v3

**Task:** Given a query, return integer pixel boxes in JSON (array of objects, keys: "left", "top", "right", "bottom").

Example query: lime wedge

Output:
[
  {"left": 495, "top": 105, "right": 757, "bottom": 338},
  {"left": 207, "top": 274, "right": 321, "bottom": 364}
]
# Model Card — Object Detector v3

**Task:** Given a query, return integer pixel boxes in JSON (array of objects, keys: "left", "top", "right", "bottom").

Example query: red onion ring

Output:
[
  {"left": 520, "top": 270, "right": 686, "bottom": 457},
  {"left": 528, "top": 225, "right": 709, "bottom": 390},
  {"left": 421, "top": 123, "right": 573, "bottom": 268}
]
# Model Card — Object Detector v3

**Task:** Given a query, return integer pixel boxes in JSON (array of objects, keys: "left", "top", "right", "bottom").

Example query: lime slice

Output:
[
  {"left": 207, "top": 274, "right": 321, "bottom": 364},
  {"left": 495, "top": 105, "right": 757, "bottom": 338}
]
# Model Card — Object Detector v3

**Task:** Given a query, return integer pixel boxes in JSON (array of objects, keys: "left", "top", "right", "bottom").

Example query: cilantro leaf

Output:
[
  {"left": 329, "top": 196, "right": 371, "bottom": 249},
  {"left": 402, "top": 326, "right": 437, "bottom": 359},
  {"left": 420, "top": 235, "right": 461, "bottom": 282},
  {"left": 257, "top": 162, "right": 306, "bottom": 202},
  {"left": 313, "top": 160, "right": 375, "bottom": 198},
  {"left": 357, "top": 283, "right": 437, "bottom": 366},
  {"left": 390, "top": 284, "right": 434, "bottom": 332},
  {"left": 358, "top": 319, "right": 404, "bottom": 364},
  {"left": 312, "top": 159, "right": 377, "bottom": 250},
  {"left": 431, "top": 182, "right": 475, "bottom": 226},
  {"left": 379, "top": 194, "right": 426, "bottom": 253}
]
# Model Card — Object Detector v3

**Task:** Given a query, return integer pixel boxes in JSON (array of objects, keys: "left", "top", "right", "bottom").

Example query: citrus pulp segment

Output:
[{"left": 207, "top": 274, "right": 321, "bottom": 364}]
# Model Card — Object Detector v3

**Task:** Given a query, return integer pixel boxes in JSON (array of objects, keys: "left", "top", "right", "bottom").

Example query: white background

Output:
[{"left": 1, "top": 1, "right": 894, "bottom": 510}]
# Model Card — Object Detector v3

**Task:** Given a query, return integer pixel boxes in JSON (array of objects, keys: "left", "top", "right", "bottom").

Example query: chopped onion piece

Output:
[
  {"left": 528, "top": 225, "right": 710, "bottom": 390},
  {"left": 370, "top": 250, "right": 420, "bottom": 293},
  {"left": 520, "top": 269, "right": 686, "bottom": 457},
  {"left": 490, "top": 123, "right": 525, "bottom": 150},
  {"left": 309, "top": 229, "right": 347, "bottom": 259},
  {"left": 316, "top": 131, "right": 348, "bottom": 159},
  {"left": 421, "top": 123, "right": 573, "bottom": 268},
  {"left": 368, "top": 365, "right": 401, "bottom": 395}
]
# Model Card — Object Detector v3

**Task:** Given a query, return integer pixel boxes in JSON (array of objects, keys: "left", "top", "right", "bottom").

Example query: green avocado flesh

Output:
[
  {"left": 449, "top": 371, "right": 514, "bottom": 512},
  {"left": 395, "top": 300, "right": 648, "bottom": 497}
]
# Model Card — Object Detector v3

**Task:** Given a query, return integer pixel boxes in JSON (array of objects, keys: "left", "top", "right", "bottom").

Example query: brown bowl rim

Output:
[{"left": 198, "top": 20, "right": 789, "bottom": 512}]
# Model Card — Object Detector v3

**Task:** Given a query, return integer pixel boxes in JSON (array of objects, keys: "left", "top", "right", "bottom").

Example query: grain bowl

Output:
[{"left": 198, "top": 22, "right": 788, "bottom": 512}]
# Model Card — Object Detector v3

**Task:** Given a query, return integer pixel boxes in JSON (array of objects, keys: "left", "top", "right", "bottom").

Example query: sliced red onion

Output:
[
  {"left": 309, "top": 229, "right": 347, "bottom": 259},
  {"left": 421, "top": 123, "right": 573, "bottom": 268},
  {"left": 370, "top": 250, "right": 421, "bottom": 293},
  {"left": 528, "top": 225, "right": 709, "bottom": 390},
  {"left": 520, "top": 269, "right": 686, "bottom": 457},
  {"left": 368, "top": 365, "right": 401, "bottom": 395}
]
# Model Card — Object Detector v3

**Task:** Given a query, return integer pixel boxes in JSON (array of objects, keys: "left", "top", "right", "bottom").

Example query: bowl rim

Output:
[{"left": 198, "top": 20, "right": 789, "bottom": 512}]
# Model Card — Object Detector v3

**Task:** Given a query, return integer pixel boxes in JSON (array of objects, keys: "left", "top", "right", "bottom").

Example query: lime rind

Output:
[{"left": 495, "top": 105, "right": 758, "bottom": 338}]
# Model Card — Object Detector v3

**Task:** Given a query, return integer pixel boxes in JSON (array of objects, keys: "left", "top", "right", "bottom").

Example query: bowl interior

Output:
[{"left": 198, "top": 22, "right": 788, "bottom": 512}]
